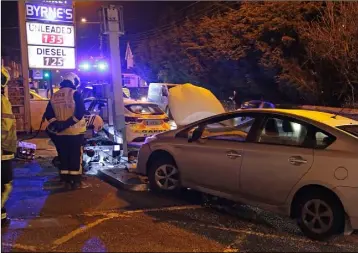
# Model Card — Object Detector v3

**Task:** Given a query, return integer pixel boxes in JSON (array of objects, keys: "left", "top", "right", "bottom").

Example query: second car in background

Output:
[
  {"left": 84, "top": 97, "right": 172, "bottom": 143},
  {"left": 241, "top": 100, "right": 275, "bottom": 109},
  {"left": 124, "top": 100, "right": 172, "bottom": 142}
]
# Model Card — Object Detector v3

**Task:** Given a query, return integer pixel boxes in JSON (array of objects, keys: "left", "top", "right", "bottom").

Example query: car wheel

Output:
[
  {"left": 148, "top": 157, "right": 180, "bottom": 192},
  {"left": 296, "top": 191, "right": 344, "bottom": 241}
]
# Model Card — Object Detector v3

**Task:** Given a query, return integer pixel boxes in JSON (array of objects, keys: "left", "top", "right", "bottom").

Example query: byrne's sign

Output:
[
  {"left": 25, "top": 2, "right": 73, "bottom": 22},
  {"left": 28, "top": 45, "right": 75, "bottom": 69},
  {"left": 26, "top": 22, "right": 75, "bottom": 47}
]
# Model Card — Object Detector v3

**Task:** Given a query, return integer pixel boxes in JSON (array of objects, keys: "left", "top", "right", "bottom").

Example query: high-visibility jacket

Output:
[
  {"left": 123, "top": 88, "right": 130, "bottom": 98},
  {"left": 49, "top": 87, "right": 86, "bottom": 135},
  {"left": 1, "top": 94, "right": 17, "bottom": 160}
]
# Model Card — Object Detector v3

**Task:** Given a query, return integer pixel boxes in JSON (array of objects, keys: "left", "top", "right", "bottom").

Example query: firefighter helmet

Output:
[
  {"left": 61, "top": 72, "right": 80, "bottom": 88},
  {"left": 1, "top": 66, "right": 10, "bottom": 88}
]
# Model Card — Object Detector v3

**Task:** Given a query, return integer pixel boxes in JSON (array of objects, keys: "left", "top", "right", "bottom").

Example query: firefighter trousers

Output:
[
  {"left": 51, "top": 134, "right": 84, "bottom": 183},
  {"left": 1, "top": 159, "right": 13, "bottom": 220}
]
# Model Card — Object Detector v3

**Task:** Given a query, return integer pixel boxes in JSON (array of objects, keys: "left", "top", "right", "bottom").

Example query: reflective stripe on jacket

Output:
[
  {"left": 1, "top": 94, "right": 17, "bottom": 160},
  {"left": 50, "top": 88, "right": 86, "bottom": 135},
  {"left": 123, "top": 88, "right": 130, "bottom": 98}
]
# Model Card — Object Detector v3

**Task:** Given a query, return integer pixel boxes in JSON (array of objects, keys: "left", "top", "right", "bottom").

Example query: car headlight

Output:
[{"left": 170, "top": 121, "right": 177, "bottom": 130}]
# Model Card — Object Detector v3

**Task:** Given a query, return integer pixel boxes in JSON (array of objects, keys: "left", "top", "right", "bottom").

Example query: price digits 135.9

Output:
[{"left": 42, "top": 34, "right": 64, "bottom": 44}]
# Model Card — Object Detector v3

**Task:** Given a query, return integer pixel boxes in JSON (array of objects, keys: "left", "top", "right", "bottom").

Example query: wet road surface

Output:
[{"left": 2, "top": 157, "right": 358, "bottom": 252}]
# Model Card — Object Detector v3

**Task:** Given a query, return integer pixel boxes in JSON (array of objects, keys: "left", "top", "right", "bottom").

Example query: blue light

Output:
[
  {"left": 98, "top": 62, "right": 108, "bottom": 71},
  {"left": 80, "top": 62, "right": 91, "bottom": 70}
]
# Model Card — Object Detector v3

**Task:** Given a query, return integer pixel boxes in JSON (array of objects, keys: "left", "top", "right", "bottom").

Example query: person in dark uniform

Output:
[{"left": 44, "top": 72, "right": 86, "bottom": 189}]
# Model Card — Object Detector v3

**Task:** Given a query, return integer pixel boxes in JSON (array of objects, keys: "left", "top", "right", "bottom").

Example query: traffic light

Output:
[{"left": 44, "top": 71, "right": 50, "bottom": 79}]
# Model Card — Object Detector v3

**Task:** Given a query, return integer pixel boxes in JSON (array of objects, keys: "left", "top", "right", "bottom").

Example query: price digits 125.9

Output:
[{"left": 44, "top": 57, "right": 64, "bottom": 67}]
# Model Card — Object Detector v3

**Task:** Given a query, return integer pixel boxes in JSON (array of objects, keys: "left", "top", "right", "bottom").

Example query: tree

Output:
[
  {"left": 133, "top": 1, "right": 358, "bottom": 106},
  {"left": 300, "top": 2, "right": 358, "bottom": 107}
]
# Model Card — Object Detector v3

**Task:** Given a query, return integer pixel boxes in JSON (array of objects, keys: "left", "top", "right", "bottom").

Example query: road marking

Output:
[
  {"left": 1, "top": 243, "right": 37, "bottom": 252},
  {"left": 9, "top": 205, "right": 204, "bottom": 221},
  {"left": 202, "top": 224, "right": 354, "bottom": 248},
  {"left": 51, "top": 213, "right": 130, "bottom": 248},
  {"left": 51, "top": 217, "right": 111, "bottom": 248},
  {"left": 50, "top": 213, "right": 130, "bottom": 248},
  {"left": 223, "top": 249, "right": 239, "bottom": 252},
  {"left": 79, "top": 205, "right": 203, "bottom": 217},
  {"left": 48, "top": 205, "right": 202, "bottom": 248},
  {"left": 122, "top": 204, "right": 203, "bottom": 214},
  {"left": 164, "top": 219, "right": 355, "bottom": 249},
  {"left": 224, "top": 230, "right": 248, "bottom": 252}
]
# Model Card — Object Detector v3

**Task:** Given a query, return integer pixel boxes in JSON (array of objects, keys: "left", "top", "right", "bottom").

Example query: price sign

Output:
[
  {"left": 28, "top": 45, "right": 75, "bottom": 69},
  {"left": 26, "top": 22, "right": 74, "bottom": 47}
]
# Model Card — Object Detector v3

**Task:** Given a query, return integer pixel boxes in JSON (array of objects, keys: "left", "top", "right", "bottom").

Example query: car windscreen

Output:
[
  {"left": 167, "top": 85, "right": 176, "bottom": 90},
  {"left": 125, "top": 103, "right": 164, "bottom": 115},
  {"left": 84, "top": 100, "right": 93, "bottom": 111},
  {"left": 337, "top": 125, "right": 358, "bottom": 137}
]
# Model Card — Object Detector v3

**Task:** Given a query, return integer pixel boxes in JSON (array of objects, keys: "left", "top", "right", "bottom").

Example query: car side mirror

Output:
[{"left": 188, "top": 128, "right": 202, "bottom": 143}]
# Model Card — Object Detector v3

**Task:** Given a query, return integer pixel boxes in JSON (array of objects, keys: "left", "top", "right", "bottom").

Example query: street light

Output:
[{"left": 81, "top": 17, "right": 87, "bottom": 23}]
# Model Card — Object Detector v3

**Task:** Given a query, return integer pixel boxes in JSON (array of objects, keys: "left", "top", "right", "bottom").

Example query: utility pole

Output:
[
  {"left": 18, "top": 0, "right": 31, "bottom": 132},
  {"left": 99, "top": 5, "right": 127, "bottom": 156}
]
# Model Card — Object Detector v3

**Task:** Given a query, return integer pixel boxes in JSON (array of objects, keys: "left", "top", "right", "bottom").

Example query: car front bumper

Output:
[
  {"left": 135, "top": 143, "right": 152, "bottom": 175},
  {"left": 334, "top": 186, "right": 358, "bottom": 229},
  {"left": 127, "top": 127, "right": 168, "bottom": 143}
]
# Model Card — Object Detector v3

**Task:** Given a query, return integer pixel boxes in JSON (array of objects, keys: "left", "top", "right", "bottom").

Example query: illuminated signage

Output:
[
  {"left": 26, "top": 22, "right": 75, "bottom": 47},
  {"left": 28, "top": 45, "right": 75, "bottom": 69},
  {"left": 42, "top": 0, "right": 72, "bottom": 4},
  {"left": 25, "top": 2, "right": 73, "bottom": 22}
]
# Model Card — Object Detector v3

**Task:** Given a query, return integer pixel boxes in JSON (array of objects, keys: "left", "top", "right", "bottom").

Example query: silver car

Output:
[{"left": 136, "top": 109, "right": 358, "bottom": 241}]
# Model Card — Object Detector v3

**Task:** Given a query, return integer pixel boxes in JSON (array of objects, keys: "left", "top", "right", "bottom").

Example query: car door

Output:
[
  {"left": 174, "top": 113, "right": 260, "bottom": 194},
  {"left": 239, "top": 114, "right": 314, "bottom": 205}
]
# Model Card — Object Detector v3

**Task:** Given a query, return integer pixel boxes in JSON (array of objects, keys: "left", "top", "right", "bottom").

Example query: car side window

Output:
[
  {"left": 200, "top": 116, "right": 256, "bottom": 142},
  {"left": 314, "top": 131, "right": 336, "bottom": 149},
  {"left": 257, "top": 117, "right": 308, "bottom": 147}
]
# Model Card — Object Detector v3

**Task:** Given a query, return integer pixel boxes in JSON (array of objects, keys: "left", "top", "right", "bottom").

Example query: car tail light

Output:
[{"left": 125, "top": 116, "right": 143, "bottom": 124}]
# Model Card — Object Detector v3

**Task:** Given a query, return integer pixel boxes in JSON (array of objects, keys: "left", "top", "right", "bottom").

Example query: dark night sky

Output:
[{"left": 1, "top": 1, "right": 194, "bottom": 60}]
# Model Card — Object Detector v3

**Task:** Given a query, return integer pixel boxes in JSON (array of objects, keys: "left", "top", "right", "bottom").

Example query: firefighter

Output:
[
  {"left": 1, "top": 66, "right": 17, "bottom": 227},
  {"left": 44, "top": 72, "right": 86, "bottom": 189}
]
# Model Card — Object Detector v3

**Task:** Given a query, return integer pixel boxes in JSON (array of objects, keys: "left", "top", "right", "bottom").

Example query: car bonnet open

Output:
[{"left": 168, "top": 83, "right": 226, "bottom": 126}]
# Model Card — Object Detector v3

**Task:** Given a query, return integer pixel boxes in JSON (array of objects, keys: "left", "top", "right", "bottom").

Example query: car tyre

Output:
[
  {"left": 295, "top": 191, "right": 344, "bottom": 241},
  {"left": 148, "top": 157, "right": 181, "bottom": 193}
]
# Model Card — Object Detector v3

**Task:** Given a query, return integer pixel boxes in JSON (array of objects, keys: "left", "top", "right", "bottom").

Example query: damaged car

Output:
[{"left": 135, "top": 83, "right": 358, "bottom": 241}]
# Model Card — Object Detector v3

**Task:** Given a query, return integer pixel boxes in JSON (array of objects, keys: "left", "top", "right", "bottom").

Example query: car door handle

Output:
[
  {"left": 288, "top": 156, "right": 307, "bottom": 165},
  {"left": 226, "top": 151, "right": 242, "bottom": 159}
]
